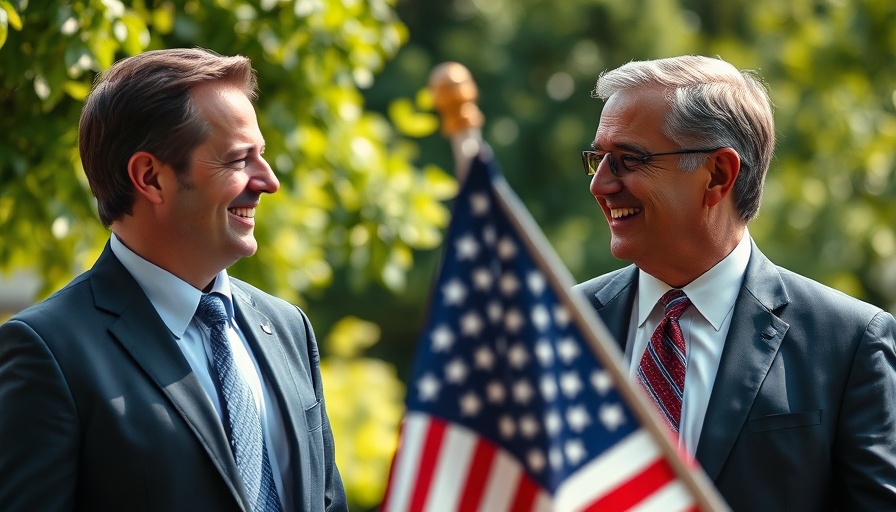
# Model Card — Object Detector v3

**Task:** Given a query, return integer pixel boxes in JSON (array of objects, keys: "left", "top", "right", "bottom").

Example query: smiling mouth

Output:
[
  {"left": 610, "top": 207, "right": 641, "bottom": 219},
  {"left": 228, "top": 207, "right": 256, "bottom": 219}
]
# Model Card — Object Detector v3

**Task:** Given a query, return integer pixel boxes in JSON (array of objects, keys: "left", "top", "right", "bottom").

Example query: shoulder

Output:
[
  {"left": 573, "top": 264, "right": 637, "bottom": 306},
  {"left": 774, "top": 266, "right": 890, "bottom": 327}
]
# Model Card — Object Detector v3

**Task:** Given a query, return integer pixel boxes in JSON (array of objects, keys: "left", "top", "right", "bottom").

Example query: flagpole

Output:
[{"left": 428, "top": 62, "right": 731, "bottom": 512}]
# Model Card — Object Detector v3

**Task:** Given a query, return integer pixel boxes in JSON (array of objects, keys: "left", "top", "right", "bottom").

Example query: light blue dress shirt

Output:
[{"left": 110, "top": 234, "right": 293, "bottom": 510}]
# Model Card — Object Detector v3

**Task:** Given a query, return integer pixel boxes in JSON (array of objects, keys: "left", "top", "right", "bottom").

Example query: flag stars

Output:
[
  {"left": 519, "top": 415, "right": 540, "bottom": 439},
  {"left": 442, "top": 279, "right": 467, "bottom": 306},
  {"left": 486, "top": 380, "right": 506, "bottom": 404},
  {"left": 430, "top": 325, "right": 455, "bottom": 352},
  {"left": 527, "top": 450, "right": 546, "bottom": 473},
  {"left": 499, "top": 273, "right": 520, "bottom": 296},
  {"left": 553, "top": 305, "right": 570, "bottom": 328},
  {"left": 557, "top": 337, "right": 581, "bottom": 364},
  {"left": 460, "top": 312, "right": 484, "bottom": 337},
  {"left": 535, "top": 340, "right": 554, "bottom": 366},
  {"left": 565, "top": 439, "right": 587, "bottom": 466},
  {"left": 507, "top": 343, "right": 529, "bottom": 369},
  {"left": 549, "top": 448, "right": 564, "bottom": 470},
  {"left": 545, "top": 410, "right": 563, "bottom": 435},
  {"left": 498, "top": 236, "right": 517, "bottom": 261},
  {"left": 474, "top": 346, "right": 495, "bottom": 370},
  {"left": 591, "top": 369, "right": 615, "bottom": 395},
  {"left": 472, "top": 267, "right": 493, "bottom": 291},
  {"left": 487, "top": 301, "right": 503, "bottom": 324},
  {"left": 600, "top": 403, "right": 626, "bottom": 432},
  {"left": 540, "top": 376, "right": 558, "bottom": 401},
  {"left": 566, "top": 405, "right": 591, "bottom": 432},
  {"left": 456, "top": 234, "right": 480, "bottom": 260},
  {"left": 512, "top": 379, "right": 535, "bottom": 404},
  {"left": 504, "top": 309, "right": 525, "bottom": 333},
  {"left": 498, "top": 416, "right": 516, "bottom": 439},
  {"left": 531, "top": 304, "right": 551, "bottom": 331},
  {"left": 445, "top": 358, "right": 469, "bottom": 384},
  {"left": 470, "top": 192, "right": 490, "bottom": 216},
  {"left": 560, "top": 371, "right": 583, "bottom": 398},
  {"left": 417, "top": 373, "right": 440, "bottom": 401},
  {"left": 482, "top": 225, "right": 497, "bottom": 246},
  {"left": 459, "top": 392, "right": 482, "bottom": 417},
  {"left": 527, "top": 271, "right": 546, "bottom": 295}
]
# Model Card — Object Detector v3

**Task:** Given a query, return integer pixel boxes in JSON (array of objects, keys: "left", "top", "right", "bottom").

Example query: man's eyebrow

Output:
[
  {"left": 221, "top": 144, "right": 260, "bottom": 161},
  {"left": 590, "top": 141, "right": 648, "bottom": 153}
]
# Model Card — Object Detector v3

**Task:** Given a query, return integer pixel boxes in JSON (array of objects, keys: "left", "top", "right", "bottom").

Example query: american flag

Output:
[{"left": 381, "top": 153, "right": 722, "bottom": 512}]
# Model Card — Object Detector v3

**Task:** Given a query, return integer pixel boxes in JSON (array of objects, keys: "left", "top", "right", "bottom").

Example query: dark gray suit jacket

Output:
[
  {"left": 575, "top": 240, "right": 896, "bottom": 511},
  {"left": 0, "top": 244, "right": 346, "bottom": 512}
]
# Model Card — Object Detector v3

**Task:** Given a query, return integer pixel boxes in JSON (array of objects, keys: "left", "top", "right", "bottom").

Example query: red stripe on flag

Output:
[
  {"left": 457, "top": 439, "right": 497, "bottom": 511},
  {"left": 581, "top": 458, "right": 677, "bottom": 512},
  {"left": 408, "top": 418, "right": 448, "bottom": 512},
  {"left": 508, "top": 472, "right": 538, "bottom": 512}
]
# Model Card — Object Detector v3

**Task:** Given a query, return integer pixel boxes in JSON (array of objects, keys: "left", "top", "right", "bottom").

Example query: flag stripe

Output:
[
  {"left": 629, "top": 481, "right": 702, "bottom": 512},
  {"left": 458, "top": 438, "right": 498, "bottom": 511},
  {"left": 425, "top": 423, "right": 476, "bottom": 511},
  {"left": 509, "top": 473, "right": 538, "bottom": 512},
  {"left": 583, "top": 458, "right": 675, "bottom": 511},
  {"left": 381, "top": 414, "right": 428, "bottom": 512},
  {"left": 409, "top": 417, "right": 448, "bottom": 512},
  {"left": 479, "top": 450, "right": 521, "bottom": 511}
]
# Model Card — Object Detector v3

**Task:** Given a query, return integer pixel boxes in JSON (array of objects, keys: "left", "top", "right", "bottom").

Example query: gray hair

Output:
[{"left": 592, "top": 55, "right": 775, "bottom": 221}]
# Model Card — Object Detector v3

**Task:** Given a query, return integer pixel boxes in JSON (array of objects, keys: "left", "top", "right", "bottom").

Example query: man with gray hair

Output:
[{"left": 576, "top": 55, "right": 896, "bottom": 510}]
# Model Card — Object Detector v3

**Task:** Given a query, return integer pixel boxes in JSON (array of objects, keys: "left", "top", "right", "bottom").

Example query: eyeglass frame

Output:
[{"left": 581, "top": 147, "right": 725, "bottom": 176}]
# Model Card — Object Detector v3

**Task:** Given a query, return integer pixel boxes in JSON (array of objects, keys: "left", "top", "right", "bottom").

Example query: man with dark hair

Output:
[
  {"left": 576, "top": 55, "right": 896, "bottom": 510},
  {"left": 0, "top": 48, "right": 346, "bottom": 512}
]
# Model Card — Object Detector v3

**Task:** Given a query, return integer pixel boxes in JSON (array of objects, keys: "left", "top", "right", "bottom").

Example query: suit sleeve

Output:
[
  {"left": 295, "top": 306, "right": 348, "bottom": 512},
  {"left": 0, "top": 320, "right": 79, "bottom": 511},
  {"left": 835, "top": 310, "right": 896, "bottom": 508}
]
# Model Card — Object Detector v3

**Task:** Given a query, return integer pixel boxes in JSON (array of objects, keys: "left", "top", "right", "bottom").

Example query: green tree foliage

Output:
[
  {"left": 0, "top": 0, "right": 450, "bottom": 508},
  {"left": 366, "top": 0, "right": 896, "bottom": 316}
]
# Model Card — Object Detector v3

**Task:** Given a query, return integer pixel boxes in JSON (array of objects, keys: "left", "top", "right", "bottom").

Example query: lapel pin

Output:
[{"left": 260, "top": 323, "right": 273, "bottom": 335}]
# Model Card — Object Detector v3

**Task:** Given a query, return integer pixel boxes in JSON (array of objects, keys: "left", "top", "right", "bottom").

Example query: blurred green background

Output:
[{"left": 2, "top": 0, "right": 896, "bottom": 509}]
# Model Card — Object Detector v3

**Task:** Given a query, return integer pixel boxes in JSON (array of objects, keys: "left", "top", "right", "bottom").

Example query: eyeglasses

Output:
[{"left": 581, "top": 147, "right": 724, "bottom": 176}]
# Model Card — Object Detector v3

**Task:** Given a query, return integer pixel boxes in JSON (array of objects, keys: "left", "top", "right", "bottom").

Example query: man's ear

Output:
[
  {"left": 705, "top": 148, "right": 740, "bottom": 208},
  {"left": 127, "top": 151, "right": 165, "bottom": 205}
]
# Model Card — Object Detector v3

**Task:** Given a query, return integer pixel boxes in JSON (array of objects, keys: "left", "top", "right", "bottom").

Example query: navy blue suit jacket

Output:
[
  {"left": 575, "top": 241, "right": 896, "bottom": 511},
  {"left": 0, "top": 244, "right": 346, "bottom": 511}
]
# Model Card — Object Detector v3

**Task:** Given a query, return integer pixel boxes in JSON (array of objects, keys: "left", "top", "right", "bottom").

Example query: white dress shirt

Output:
[
  {"left": 625, "top": 230, "right": 752, "bottom": 457},
  {"left": 110, "top": 235, "right": 293, "bottom": 509}
]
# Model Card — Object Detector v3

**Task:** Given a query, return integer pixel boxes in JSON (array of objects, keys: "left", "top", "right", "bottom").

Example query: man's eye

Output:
[{"left": 620, "top": 154, "right": 646, "bottom": 167}]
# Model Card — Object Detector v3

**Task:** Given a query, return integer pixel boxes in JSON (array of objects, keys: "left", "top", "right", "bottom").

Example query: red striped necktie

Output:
[{"left": 636, "top": 289, "right": 691, "bottom": 433}]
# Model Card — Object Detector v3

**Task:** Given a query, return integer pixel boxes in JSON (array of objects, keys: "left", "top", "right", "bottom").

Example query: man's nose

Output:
[
  {"left": 589, "top": 156, "right": 622, "bottom": 197},
  {"left": 250, "top": 157, "right": 280, "bottom": 194}
]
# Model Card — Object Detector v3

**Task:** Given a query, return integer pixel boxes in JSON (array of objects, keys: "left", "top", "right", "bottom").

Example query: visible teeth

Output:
[
  {"left": 229, "top": 207, "right": 255, "bottom": 218},
  {"left": 610, "top": 207, "right": 640, "bottom": 219}
]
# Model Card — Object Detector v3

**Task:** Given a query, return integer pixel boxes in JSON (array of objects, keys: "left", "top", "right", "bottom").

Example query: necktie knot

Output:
[
  {"left": 196, "top": 293, "right": 228, "bottom": 328},
  {"left": 661, "top": 289, "right": 690, "bottom": 320}
]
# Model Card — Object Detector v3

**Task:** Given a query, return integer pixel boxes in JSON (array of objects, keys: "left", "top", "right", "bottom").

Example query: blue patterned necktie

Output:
[{"left": 195, "top": 293, "right": 283, "bottom": 512}]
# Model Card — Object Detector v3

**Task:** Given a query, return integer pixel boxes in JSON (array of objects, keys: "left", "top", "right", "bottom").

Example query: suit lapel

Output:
[
  {"left": 591, "top": 265, "right": 640, "bottom": 350},
  {"left": 90, "top": 245, "right": 248, "bottom": 510},
  {"left": 230, "top": 283, "right": 313, "bottom": 510},
  {"left": 695, "top": 242, "right": 790, "bottom": 480}
]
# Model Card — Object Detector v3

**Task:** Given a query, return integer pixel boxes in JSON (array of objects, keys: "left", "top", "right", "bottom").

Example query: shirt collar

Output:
[
  {"left": 637, "top": 229, "right": 752, "bottom": 331},
  {"left": 109, "top": 234, "right": 234, "bottom": 338}
]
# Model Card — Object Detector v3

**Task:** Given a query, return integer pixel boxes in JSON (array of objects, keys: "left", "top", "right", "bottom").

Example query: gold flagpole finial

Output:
[{"left": 428, "top": 62, "right": 484, "bottom": 137}]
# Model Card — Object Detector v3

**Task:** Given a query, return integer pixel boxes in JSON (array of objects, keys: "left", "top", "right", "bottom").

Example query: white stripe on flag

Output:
[
  {"left": 424, "top": 423, "right": 476, "bottom": 512},
  {"left": 479, "top": 448, "right": 522, "bottom": 511},
  {"left": 383, "top": 412, "right": 429, "bottom": 512},
  {"left": 554, "top": 429, "right": 663, "bottom": 511},
  {"left": 629, "top": 480, "right": 696, "bottom": 512}
]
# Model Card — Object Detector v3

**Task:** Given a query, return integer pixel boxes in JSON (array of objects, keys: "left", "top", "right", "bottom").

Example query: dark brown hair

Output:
[{"left": 78, "top": 48, "right": 257, "bottom": 227}]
